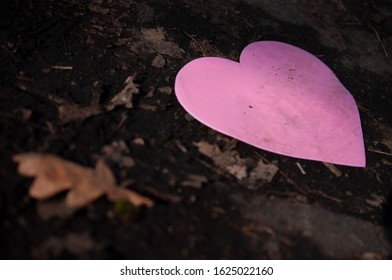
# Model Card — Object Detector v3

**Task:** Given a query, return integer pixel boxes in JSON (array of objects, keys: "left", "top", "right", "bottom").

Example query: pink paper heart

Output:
[{"left": 175, "top": 41, "right": 365, "bottom": 167}]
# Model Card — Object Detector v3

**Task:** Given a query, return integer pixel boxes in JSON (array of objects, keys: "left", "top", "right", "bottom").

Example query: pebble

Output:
[{"left": 152, "top": 54, "right": 166, "bottom": 68}]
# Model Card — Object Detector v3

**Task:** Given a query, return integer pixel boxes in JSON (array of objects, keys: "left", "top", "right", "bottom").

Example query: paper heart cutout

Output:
[{"left": 175, "top": 41, "right": 365, "bottom": 167}]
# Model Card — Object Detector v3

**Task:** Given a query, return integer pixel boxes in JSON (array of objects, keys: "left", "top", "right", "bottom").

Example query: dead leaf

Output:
[
  {"left": 142, "top": 27, "right": 166, "bottom": 42},
  {"left": 13, "top": 153, "right": 153, "bottom": 208},
  {"left": 101, "top": 140, "right": 135, "bottom": 168},
  {"left": 248, "top": 160, "right": 279, "bottom": 183},
  {"left": 365, "top": 194, "right": 385, "bottom": 209},
  {"left": 194, "top": 141, "right": 248, "bottom": 180},
  {"left": 9, "top": 108, "right": 32, "bottom": 121},
  {"left": 194, "top": 140, "right": 279, "bottom": 183},
  {"left": 139, "top": 103, "right": 158, "bottom": 112},
  {"left": 58, "top": 103, "right": 103, "bottom": 124},
  {"left": 88, "top": 3, "right": 110, "bottom": 14},
  {"left": 152, "top": 54, "right": 166, "bottom": 68},
  {"left": 106, "top": 187, "right": 154, "bottom": 208},
  {"left": 65, "top": 160, "right": 110, "bottom": 208},
  {"left": 129, "top": 27, "right": 185, "bottom": 59},
  {"left": 158, "top": 86, "right": 172, "bottom": 95},
  {"left": 57, "top": 76, "right": 139, "bottom": 124},
  {"left": 182, "top": 174, "right": 208, "bottom": 189},
  {"left": 106, "top": 75, "right": 139, "bottom": 111},
  {"left": 13, "top": 153, "right": 79, "bottom": 199}
]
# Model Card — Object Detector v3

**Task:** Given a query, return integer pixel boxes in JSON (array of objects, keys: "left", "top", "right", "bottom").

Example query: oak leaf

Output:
[{"left": 13, "top": 153, "right": 153, "bottom": 208}]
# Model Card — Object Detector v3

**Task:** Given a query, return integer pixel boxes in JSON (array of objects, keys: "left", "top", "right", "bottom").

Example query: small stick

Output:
[
  {"left": 368, "top": 148, "right": 392, "bottom": 156},
  {"left": 341, "top": 22, "right": 389, "bottom": 59},
  {"left": 50, "top": 65, "right": 73, "bottom": 71},
  {"left": 322, "top": 162, "right": 342, "bottom": 177},
  {"left": 314, "top": 190, "right": 343, "bottom": 203},
  {"left": 184, "top": 31, "right": 205, "bottom": 55},
  {"left": 296, "top": 162, "right": 306, "bottom": 175},
  {"left": 368, "top": 25, "right": 389, "bottom": 59}
]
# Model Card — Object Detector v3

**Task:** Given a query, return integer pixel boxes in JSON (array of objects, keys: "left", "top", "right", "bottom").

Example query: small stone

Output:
[
  {"left": 296, "top": 194, "right": 308, "bottom": 204},
  {"left": 182, "top": 174, "right": 208, "bottom": 189},
  {"left": 158, "top": 86, "right": 172, "bottom": 95},
  {"left": 152, "top": 54, "right": 166, "bottom": 68},
  {"left": 121, "top": 156, "right": 135, "bottom": 168},
  {"left": 133, "top": 138, "right": 145, "bottom": 145}
]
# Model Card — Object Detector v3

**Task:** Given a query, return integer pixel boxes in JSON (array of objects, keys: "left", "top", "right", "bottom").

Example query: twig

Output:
[
  {"left": 296, "top": 162, "right": 306, "bottom": 175},
  {"left": 368, "top": 148, "right": 392, "bottom": 156},
  {"left": 322, "top": 162, "right": 342, "bottom": 177},
  {"left": 334, "top": 0, "right": 347, "bottom": 11},
  {"left": 255, "top": 152, "right": 308, "bottom": 195},
  {"left": 14, "top": 80, "right": 67, "bottom": 105},
  {"left": 42, "top": 65, "right": 74, "bottom": 73},
  {"left": 313, "top": 190, "right": 343, "bottom": 203},
  {"left": 341, "top": 22, "right": 389, "bottom": 59},
  {"left": 50, "top": 65, "right": 73, "bottom": 71},
  {"left": 368, "top": 25, "right": 389, "bottom": 59},
  {"left": 184, "top": 31, "right": 205, "bottom": 55}
]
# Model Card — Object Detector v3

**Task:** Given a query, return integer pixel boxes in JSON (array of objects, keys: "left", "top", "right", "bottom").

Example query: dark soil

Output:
[{"left": 1, "top": 0, "right": 392, "bottom": 259}]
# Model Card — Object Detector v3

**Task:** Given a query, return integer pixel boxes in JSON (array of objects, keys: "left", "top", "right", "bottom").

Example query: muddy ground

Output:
[{"left": 0, "top": 0, "right": 392, "bottom": 259}]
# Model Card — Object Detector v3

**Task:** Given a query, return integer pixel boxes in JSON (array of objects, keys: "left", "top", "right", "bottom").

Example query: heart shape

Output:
[{"left": 174, "top": 41, "right": 365, "bottom": 167}]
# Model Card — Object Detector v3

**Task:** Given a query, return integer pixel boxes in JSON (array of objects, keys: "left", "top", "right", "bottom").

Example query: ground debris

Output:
[
  {"left": 101, "top": 140, "right": 135, "bottom": 168},
  {"left": 31, "top": 232, "right": 98, "bottom": 258},
  {"left": 6, "top": 108, "right": 32, "bottom": 121},
  {"left": 88, "top": 3, "right": 110, "bottom": 15},
  {"left": 106, "top": 75, "right": 139, "bottom": 111},
  {"left": 128, "top": 27, "right": 185, "bottom": 59},
  {"left": 322, "top": 162, "right": 342, "bottom": 177},
  {"left": 193, "top": 140, "right": 278, "bottom": 183},
  {"left": 181, "top": 174, "right": 208, "bottom": 189},
  {"left": 58, "top": 75, "right": 139, "bottom": 124},
  {"left": 132, "top": 138, "right": 145, "bottom": 145},
  {"left": 58, "top": 103, "right": 103, "bottom": 124},
  {"left": 13, "top": 153, "right": 153, "bottom": 208},
  {"left": 158, "top": 86, "right": 172, "bottom": 95},
  {"left": 248, "top": 160, "right": 279, "bottom": 184},
  {"left": 152, "top": 54, "right": 166, "bottom": 68},
  {"left": 295, "top": 162, "right": 306, "bottom": 175},
  {"left": 42, "top": 65, "right": 73, "bottom": 72},
  {"left": 365, "top": 194, "right": 385, "bottom": 209},
  {"left": 194, "top": 141, "right": 248, "bottom": 180}
]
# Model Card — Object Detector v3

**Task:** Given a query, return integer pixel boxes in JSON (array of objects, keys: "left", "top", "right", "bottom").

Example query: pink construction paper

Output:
[{"left": 174, "top": 41, "right": 366, "bottom": 167}]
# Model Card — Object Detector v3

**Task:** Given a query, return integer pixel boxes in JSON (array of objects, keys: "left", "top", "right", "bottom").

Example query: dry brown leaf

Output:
[
  {"left": 248, "top": 160, "right": 279, "bottom": 183},
  {"left": 57, "top": 76, "right": 139, "bottom": 124},
  {"left": 88, "top": 3, "right": 110, "bottom": 14},
  {"left": 181, "top": 174, "right": 208, "bottom": 189},
  {"left": 106, "top": 75, "right": 139, "bottom": 111},
  {"left": 194, "top": 141, "right": 279, "bottom": 183},
  {"left": 58, "top": 103, "right": 103, "bottom": 124},
  {"left": 194, "top": 141, "right": 248, "bottom": 180},
  {"left": 106, "top": 187, "right": 154, "bottom": 208},
  {"left": 13, "top": 153, "right": 153, "bottom": 208},
  {"left": 129, "top": 27, "right": 185, "bottom": 59},
  {"left": 13, "top": 153, "right": 82, "bottom": 199},
  {"left": 101, "top": 140, "right": 135, "bottom": 168}
]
